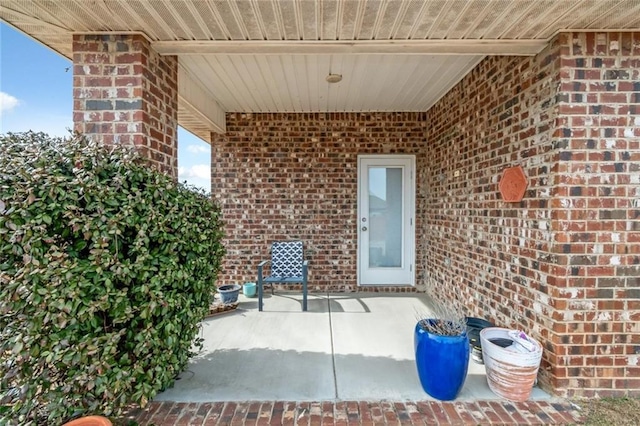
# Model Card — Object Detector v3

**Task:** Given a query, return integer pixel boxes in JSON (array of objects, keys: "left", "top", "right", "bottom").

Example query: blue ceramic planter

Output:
[{"left": 414, "top": 321, "right": 470, "bottom": 401}]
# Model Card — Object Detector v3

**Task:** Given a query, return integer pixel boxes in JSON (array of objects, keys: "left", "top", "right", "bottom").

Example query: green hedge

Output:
[{"left": 0, "top": 132, "right": 225, "bottom": 424}]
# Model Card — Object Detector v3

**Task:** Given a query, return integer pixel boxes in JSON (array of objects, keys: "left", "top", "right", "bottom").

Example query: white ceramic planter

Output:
[{"left": 480, "top": 327, "right": 542, "bottom": 402}]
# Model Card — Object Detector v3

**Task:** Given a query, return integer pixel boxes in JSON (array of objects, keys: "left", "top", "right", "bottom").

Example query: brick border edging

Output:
[{"left": 123, "top": 400, "right": 584, "bottom": 425}]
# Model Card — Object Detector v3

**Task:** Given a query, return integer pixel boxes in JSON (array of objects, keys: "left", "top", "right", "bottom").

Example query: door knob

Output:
[{"left": 362, "top": 226, "right": 368, "bottom": 231}]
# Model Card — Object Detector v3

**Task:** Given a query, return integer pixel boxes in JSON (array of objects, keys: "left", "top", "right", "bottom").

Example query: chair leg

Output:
[
  {"left": 302, "top": 279, "right": 308, "bottom": 312},
  {"left": 302, "top": 261, "right": 309, "bottom": 312},
  {"left": 258, "top": 267, "right": 264, "bottom": 312},
  {"left": 302, "top": 266, "right": 308, "bottom": 312}
]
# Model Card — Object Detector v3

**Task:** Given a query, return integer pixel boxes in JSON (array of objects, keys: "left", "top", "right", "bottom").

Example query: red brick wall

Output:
[
  {"left": 72, "top": 34, "right": 178, "bottom": 177},
  {"left": 425, "top": 32, "right": 640, "bottom": 397},
  {"left": 211, "top": 112, "right": 426, "bottom": 292},
  {"left": 553, "top": 32, "right": 640, "bottom": 397}
]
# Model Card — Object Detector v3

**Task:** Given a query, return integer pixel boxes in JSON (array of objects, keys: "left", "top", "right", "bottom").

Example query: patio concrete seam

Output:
[{"left": 327, "top": 292, "right": 339, "bottom": 400}]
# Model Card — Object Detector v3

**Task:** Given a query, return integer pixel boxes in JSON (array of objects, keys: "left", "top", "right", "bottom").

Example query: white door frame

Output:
[{"left": 357, "top": 154, "right": 415, "bottom": 286}]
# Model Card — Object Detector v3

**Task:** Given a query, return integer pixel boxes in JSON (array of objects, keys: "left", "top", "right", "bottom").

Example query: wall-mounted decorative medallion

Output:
[{"left": 499, "top": 165, "right": 528, "bottom": 202}]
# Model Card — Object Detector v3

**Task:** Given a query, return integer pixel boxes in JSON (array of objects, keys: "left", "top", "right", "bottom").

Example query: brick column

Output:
[
  {"left": 550, "top": 31, "right": 640, "bottom": 397},
  {"left": 72, "top": 34, "right": 178, "bottom": 177}
]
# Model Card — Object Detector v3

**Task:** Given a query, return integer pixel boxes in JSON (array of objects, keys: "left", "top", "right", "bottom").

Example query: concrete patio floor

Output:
[
  {"left": 155, "top": 293, "right": 551, "bottom": 403},
  {"left": 122, "top": 293, "right": 585, "bottom": 424}
]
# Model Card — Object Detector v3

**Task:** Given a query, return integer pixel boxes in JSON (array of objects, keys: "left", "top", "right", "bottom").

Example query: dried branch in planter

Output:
[
  {"left": 415, "top": 297, "right": 467, "bottom": 336},
  {"left": 417, "top": 318, "right": 467, "bottom": 336}
]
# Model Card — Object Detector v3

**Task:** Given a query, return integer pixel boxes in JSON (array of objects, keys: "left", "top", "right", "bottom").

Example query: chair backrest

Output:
[{"left": 271, "top": 241, "right": 303, "bottom": 278}]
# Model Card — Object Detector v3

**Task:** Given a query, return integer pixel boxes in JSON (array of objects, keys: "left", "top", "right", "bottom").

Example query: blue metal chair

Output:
[{"left": 257, "top": 241, "right": 308, "bottom": 311}]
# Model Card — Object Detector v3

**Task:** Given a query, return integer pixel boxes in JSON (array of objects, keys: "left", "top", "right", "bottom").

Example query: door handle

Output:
[{"left": 362, "top": 226, "right": 368, "bottom": 231}]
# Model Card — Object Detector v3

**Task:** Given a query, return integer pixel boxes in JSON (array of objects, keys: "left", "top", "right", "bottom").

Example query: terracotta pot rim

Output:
[{"left": 62, "top": 415, "right": 113, "bottom": 426}]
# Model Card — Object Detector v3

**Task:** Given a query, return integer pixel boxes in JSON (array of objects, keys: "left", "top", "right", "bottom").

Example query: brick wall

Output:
[
  {"left": 72, "top": 34, "right": 178, "bottom": 177},
  {"left": 211, "top": 112, "right": 426, "bottom": 292},
  {"left": 425, "top": 32, "right": 640, "bottom": 397},
  {"left": 553, "top": 32, "right": 640, "bottom": 397}
]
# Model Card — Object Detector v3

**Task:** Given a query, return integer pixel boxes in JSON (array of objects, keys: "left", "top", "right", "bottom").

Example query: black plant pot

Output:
[{"left": 466, "top": 317, "right": 494, "bottom": 364}]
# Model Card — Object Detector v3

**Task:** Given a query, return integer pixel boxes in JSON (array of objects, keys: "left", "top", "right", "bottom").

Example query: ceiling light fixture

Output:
[{"left": 326, "top": 73, "right": 342, "bottom": 83}]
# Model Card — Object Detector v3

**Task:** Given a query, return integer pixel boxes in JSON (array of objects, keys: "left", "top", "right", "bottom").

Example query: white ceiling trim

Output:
[
  {"left": 178, "top": 53, "right": 484, "bottom": 115},
  {"left": 153, "top": 39, "right": 548, "bottom": 56},
  {"left": 1, "top": 6, "right": 68, "bottom": 33},
  {"left": 178, "top": 66, "right": 226, "bottom": 134}
]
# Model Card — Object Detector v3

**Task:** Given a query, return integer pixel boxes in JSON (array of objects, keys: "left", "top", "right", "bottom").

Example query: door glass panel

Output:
[{"left": 368, "top": 167, "right": 403, "bottom": 268}]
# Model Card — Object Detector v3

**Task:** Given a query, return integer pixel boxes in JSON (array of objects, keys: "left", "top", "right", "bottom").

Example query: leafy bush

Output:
[{"left": 0, "top": 132, "right": 225, "bottom": 424}]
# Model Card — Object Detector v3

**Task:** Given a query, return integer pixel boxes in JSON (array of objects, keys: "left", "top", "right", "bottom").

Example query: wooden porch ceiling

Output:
[{"left": 1, "top": 0, "right": 639, "bottom": 141}]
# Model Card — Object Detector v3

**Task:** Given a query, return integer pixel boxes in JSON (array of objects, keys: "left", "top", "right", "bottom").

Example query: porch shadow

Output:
[
  {"left": 156, "top": 347, "right": 510, "bottom": 402},
  {"left": 252, "top": 293, "right": 374, "bottom": 313},
  {"left": 157, "top": 348, "right": 335, "bottom": 402}
]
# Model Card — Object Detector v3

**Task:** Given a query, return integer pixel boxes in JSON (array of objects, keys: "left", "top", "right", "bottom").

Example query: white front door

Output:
[{"left": 357, "top": 155, "right": 415, "bottom": 286}]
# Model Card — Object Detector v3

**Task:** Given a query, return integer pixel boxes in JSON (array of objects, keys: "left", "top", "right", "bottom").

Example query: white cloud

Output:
[
  {"left": 0, "top": 92, "right": 20, "bottom": 114},
  {"left": 179, "top": 164, "right": 210, "bottom": 180},
  {"left": 186, "top": 144, "right": 210, "bottom": 154},
  {"left": 178, "top": 164, "right": 211, "bottom": 193}
]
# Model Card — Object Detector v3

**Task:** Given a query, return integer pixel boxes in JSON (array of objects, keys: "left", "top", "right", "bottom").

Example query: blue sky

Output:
[{"left": 0, "top": 22, "right": 211, "bottom": 193}]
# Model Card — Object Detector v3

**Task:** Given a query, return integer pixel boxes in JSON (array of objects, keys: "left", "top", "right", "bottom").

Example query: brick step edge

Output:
[
  {"left": 204, "top": 301, "right": 239, "bottom": 318},
  {"left": 122, "top": 399, "right": 584, "bottom": 425}
]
